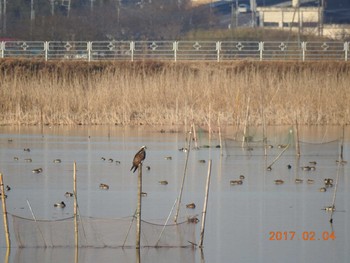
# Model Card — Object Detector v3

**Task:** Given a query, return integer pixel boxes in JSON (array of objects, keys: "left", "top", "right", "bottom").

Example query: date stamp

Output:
[{"left": 269, "top": 231, "right": 336, "bottom": 241}]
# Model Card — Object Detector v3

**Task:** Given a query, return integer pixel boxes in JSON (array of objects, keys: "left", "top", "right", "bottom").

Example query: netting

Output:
[{"left": 11, "top": 214, "right": 197, "bottom": 248}]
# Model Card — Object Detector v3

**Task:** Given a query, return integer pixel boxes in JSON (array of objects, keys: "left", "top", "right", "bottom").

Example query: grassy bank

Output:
[{"left": 0, "top": 59, "right": 349, "bottom": 126}]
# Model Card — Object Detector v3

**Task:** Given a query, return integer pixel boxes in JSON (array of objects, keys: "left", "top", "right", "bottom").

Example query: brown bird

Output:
[{"left": 130, "top": 146, "right": 147, "bottom": 173}]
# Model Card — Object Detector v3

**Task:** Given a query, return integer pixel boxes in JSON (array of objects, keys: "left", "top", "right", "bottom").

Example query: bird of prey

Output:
[{"left": 130, "top": 146, "right": 147, "bottom": 173}]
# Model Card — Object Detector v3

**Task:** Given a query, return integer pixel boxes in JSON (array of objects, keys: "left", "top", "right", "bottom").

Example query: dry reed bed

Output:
[{"left": 0, "top": 59, "right": 349, "bottom": 126}]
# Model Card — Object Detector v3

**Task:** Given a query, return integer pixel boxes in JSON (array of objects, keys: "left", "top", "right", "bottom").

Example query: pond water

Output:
[{"left": 0, "top": 125, "right": 349, "bottom": 263}]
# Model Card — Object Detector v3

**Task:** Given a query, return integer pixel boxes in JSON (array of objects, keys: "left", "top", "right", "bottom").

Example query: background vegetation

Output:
[{"left": 0, "top": 59, "right": 349, "bottom": 126}]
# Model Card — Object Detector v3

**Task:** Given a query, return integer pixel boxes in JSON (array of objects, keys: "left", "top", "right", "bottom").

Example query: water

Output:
[{"left": 0, "top": 126, "right": 349, "bottom": 263}]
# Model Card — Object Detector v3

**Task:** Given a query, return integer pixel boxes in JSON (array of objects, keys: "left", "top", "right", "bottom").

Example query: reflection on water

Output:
[{"left": 0, "top": 125, "right": 350, "bottom": 263}]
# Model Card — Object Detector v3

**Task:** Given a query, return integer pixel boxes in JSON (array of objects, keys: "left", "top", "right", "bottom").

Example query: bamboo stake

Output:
[
  {"left": 73, "top": 162, "right": 78, "bottom": 248},
  {"left": 155, "top": 198, "right": 177, "bottom": 247},
  {"left": 123, "top": 209, "right": 137, "bottom": 248},
  {"left": 5, "top": 247, "right": 10, "bottom": 263},
  {"left": 0, "top": 173, "right": 11, "bottom": 248},
  {"left": 295, "top": 113, "right": 300, "bottom": 157},
  {"left": 242, "top": 97, "right": 250, "bottom": 148},
  {"left": 27, "top": 199, "right": 46, "bottom": 247},
  {"left": 339, "top": 125, "right": 344, "bottom": 162},
  {"left": 136, "top": 163, "right": 143, "bottom": 249},
  {"left": 174, "top": 131, "right": 192, "bottom": 223},
  {"left": 218, "top": 116, "right": 223, "bottom": 156},
  {"left": 199, "top": 159, "right": 212, "bottom": 248},
  {"left": 192, "top": 121, "right": 198, "bottom": 149},
  {"left": 330, "top": 163, "right": 341, "bottom": 223}
]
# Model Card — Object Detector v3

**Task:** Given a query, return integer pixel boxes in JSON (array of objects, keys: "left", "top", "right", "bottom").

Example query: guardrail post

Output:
[
  {"left": 344, "top": 42, "right": 348, "bottom": 62},
  {"left": 259, "top": 42, "right": 264, "bottom": 61},
  {"left": 44, "top": 41, "right": 49, "bottom": 61},
  {"left": 0, "top": 42, "right": 4, "bottom": 58},
  {"left": 87, "top": 41, "right": 92, "bottom": 62},
  {"left": 302, "top": 42, "right": 306, "bottom": 61},
  {"left": 173, "top": 41, "right": 177, "bottom": 62},
  {"left": 130, "top": 41, "right": 135, "bottom": 62},
  {"left": 216, "top": 41, "right": 221, "bottom": 62}
]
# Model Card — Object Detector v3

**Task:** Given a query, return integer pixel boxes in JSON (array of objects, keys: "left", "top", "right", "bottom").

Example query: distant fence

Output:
[{"left": 0, "top": 40, "right": 349, "bottom": 61}]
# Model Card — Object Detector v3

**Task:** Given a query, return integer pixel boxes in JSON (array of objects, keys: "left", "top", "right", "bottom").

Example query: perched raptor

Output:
[{"left": 130, "top": 146, "right": 147, "bottom": 173}]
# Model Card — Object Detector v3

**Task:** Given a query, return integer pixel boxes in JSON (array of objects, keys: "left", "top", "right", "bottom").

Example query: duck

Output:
[
  {"left": 64, "top": 192, "right": 74, "bottom": 197},
  {"left": 159, "top": 180, "right": 168, "bottom": 185},
  {"left": 230, "top": 180, "right": 243, "bottom": 185},
  {"left": 186, "top": 203, "right": 196, "bottom": 209},
  {"left": 287, "top": 164, "right": 292, "bottom": 169},
  {"left": 278, "top": 144, "right": 287, "bottom": 149},
  {"left": 24, "top": 158, "right": 32, "bottom": 163},
  {"left": 164, "top": 156, "right": 172, "bottom": 160},
  {"left": 322, "top": 206, "right": 335, "bottom": 212},
  {"left": 54, "top": 201, "right": 66, "bottom": 208},
  {"left": 267, "top": 166, "right": 272, "bottom": 171},
  {"left": 141, "top": 192, "right": 148, "bottom": 197},
  {"left": 274, "top": 179, "right": 284, "bottom": 185},
  {"left": 108, "top": 158, "right": 113, "bottom": 163},
  {"left": 178, "top": 147, "right": 188, "bottom": 152},
  {"left": 13, "top": 157, "right": 19, "bottom": 161},
  {"left": 6, "top": 185, "right": 11, "bottom": 191},
  {"left": 115, "top": 160, "right": 121, "bottom": 164},
  {"left": 99, "top": 183, "right": 109, "bottom": 190},
  {"left": 101, "top": 157, "right": 106, "bottom": 161},
  {"left": 32, "top": 168, "right": 43, "bottom": 174},
  {"left": 198, "top": 160, "right": 206, "bottom": 163},
  {"left": 146, "top": 166, "right": 151, "bottom": 170},
  {"left": 239, "top": 175, "right": 245, "bottom": 180},
  {"left": 295, "top": 178, "right": 303, "bottom": 183},
  {"left": 319, "top": 187, "right": 327, "bottom": 192},
  {"left": 0, "top": 193, "right": 7, "bottom": 199},
  {"left": 53, "top": 159, "right": 61, "bottom": 163},
  {"left": 309, "top": 161, "right": 317, "bottom": 165},
  {"left": 187, "top": 217, "right": 199, "bottom": 224},
  {"left": 23, "top": 148, "right": 31, "bottom": 152},
  {"left": 307, "top": 179, "right": 315, "bottom": 184}
]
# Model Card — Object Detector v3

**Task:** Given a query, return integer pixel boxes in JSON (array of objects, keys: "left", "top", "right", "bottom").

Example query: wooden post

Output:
[
  {"left": 73, "top": 162, "right": 78, "bottom": 248},
  {"left": 339, "top": 125, "right": 344, "bottom": 162},
  {"left": 0, "top": 173, "right": 11, "bottom": 248},
  {"left": 136, "top": 163, "right": 143, "bottom": 249},
  {"left": 218, "top": 116, "right": 223, "bottom": 156},
  {"left": 174, "top": 131, "right": 192, "bottom": 223},
  {"left": 199, "top": 160, "right": 212, "bottom": 248}
]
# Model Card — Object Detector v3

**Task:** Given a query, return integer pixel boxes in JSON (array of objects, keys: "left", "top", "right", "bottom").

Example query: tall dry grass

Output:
[{"left": 0, "top": 59, "right": 349, "bottom": 126}]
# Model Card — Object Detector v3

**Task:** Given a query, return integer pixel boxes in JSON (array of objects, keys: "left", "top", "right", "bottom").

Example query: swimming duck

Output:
[
  {"left": 186, "top": 203, "right": 196, "bottom": 209},
  {"left": 141, "top": 192, "right": 148, "bottom": 197},
  {"left": 164, "top": 156, "right": 172, "bottom": 160},
  {"left": 274, "top": 179, "right": 284, "bottom": 185},
  {"left": 307, "top": 179, "right": 315, "bottom": 184},
  {"left": 239, "top": 175, "right": 245, "bottom": 180},
  {"left": 65, "top": 192, "right": 73, "bottom": 197},
  {"left": 230, "top": 180, "right": 243, "bottom": 185},
  {"left": 53, "top": 159, "right": 61, "bottom": 163},
  {"left": 54, "top": 201, "right": 66, "bottom": 208},
  {"left": 32, "top": 168, "right": 43, "bottom": 174},
  {"left": 178, "top": 148, "right": 188, "bottom": 152},
  {"left": 198, "top": 160, "right": 206, "bottom": 163},
  {"left": 6, "top": 185, "right": 11, "bottom": 191},
  {"left": 99, "top": 183, "right": 109, "bottom": 190},
  {"left": 101, "top": 157, "right": 106, "bottom": 161},
  {"left": 267, "top": 166, "right": 272, "bottom": 171},
  {"left": 295, "top": 178, "right": 303, "bottom": 183},
  {"left": 309, "top": 161, "right": 317, "bottom": 165},
  {"left": 23, "top": 148, "right": 30, "bottom": 152},
  {"left": 24, "top": 158, "right": 33, "bottom": 163},
  {"left": 319, "top": 187, "right": 327, "bottom": 192},
  {"left": 287, "top": 164, "right": 292, "bottom": 169},
  {"left": 187, "top": 217, "right": 199, "bottom": 224},
  {"left": 277, "top": 144, "right": 287, "bottom": 149},
  {"left": 159, "top": 180, "right": 168, "bottom": 185},
  {"left": 14, "top": 157, "right": 19, "bottom": 161},
  {"left": 115, "top": 160, "right": 121, "bottom": 164},
  {"left": 0, "top": 193, "right": 7, "bottom": 199},
  {"left": 322, "top": 206, "right": 335, "bottom": 212}
]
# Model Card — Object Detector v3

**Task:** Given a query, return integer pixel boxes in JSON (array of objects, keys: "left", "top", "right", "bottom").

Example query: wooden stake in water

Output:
[
  {"left": 73, "top": 162, "right": 78, "bottom": 248},
  {"left": 242, "top": 97, "right": 250, "bottom": 148},
  {"left": 136, "top": 163, "right": 143, "bottom": 249},
  {"left": 294, "top": 113, "right": 300, "bottom": 157},
  {"left": 174, "top": 131, "right": 192, "bottom": 223},
  {"left": 0, "top": 173, "right": 11, "bottom": 248},
  {"left": 199, "top": 160, "right": 212, "bottom": 248}
]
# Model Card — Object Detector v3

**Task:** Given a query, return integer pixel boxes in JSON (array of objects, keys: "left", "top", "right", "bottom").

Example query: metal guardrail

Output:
[{"left": 0, "top": 41, "right": 349, "bottom": 61}]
